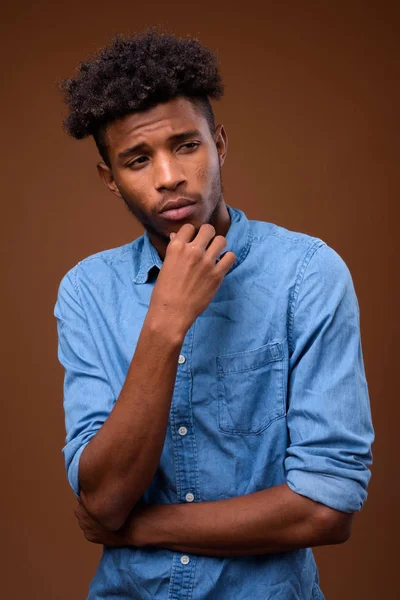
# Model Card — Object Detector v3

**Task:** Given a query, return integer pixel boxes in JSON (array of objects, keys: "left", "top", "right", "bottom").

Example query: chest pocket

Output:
[{"left": 216, "top": 341, "right": 285, "bottom": 435}]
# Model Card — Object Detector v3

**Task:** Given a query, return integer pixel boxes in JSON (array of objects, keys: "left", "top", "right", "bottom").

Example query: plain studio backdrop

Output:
[{"left": 1, "top": 1, "right": 398, "bottom": 598}]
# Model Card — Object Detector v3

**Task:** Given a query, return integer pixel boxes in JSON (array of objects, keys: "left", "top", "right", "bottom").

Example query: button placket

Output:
[{"left": 168, "top": 326, "right": 199, "bottom": 598}]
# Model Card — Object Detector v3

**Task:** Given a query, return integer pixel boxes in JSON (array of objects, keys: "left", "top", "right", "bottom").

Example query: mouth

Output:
[
  {"left": 159, "top": 203, "right": 197, "bottom": 221},
  {"left": 160, "top": 197, "right": 196, "bottom": 213}
]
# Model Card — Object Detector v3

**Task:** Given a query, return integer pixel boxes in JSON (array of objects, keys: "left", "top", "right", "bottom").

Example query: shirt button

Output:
[
  {"left": 178, "top": 354, "right": 186, "bottom": 364},
  {"left": 180, "top": 555, "right": 190, "bottom": 565},
  {"left": 178, "top": 426, "right": 188, "bottom": 436},
  {"left": 185, "top": 492, "right": 195, "bottom": 502}
]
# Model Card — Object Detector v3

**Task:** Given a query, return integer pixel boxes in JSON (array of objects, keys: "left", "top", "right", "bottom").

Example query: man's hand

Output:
[
  {"left": 74, "top": 499, "right": 167, "bottom": 547},
  {"left": 74, "top": 500, "right": 129, "bottom": 547},
  {"left": 149, "top": 223, "right": 236, "bottom": 336}
]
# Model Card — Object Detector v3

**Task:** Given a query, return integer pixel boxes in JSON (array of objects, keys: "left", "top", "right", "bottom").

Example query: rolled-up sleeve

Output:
[
  {"left": 54, "top": 267, "right": 115, "bottom": 498},
  {"left": 285, "top": 243, "right": 375, "bottom": 513}
]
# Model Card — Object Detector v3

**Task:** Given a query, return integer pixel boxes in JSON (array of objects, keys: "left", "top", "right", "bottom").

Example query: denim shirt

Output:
[{"left": 54, "top": 205, "right": 374, "bottom": 600}]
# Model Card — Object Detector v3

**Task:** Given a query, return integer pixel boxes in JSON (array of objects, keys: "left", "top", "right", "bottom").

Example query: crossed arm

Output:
[
  {"left": 58, "top": 247, "right": 369, "bottom": 557},
  {"left": 75, "top": 482, "right": 353, "bottom": 556}
]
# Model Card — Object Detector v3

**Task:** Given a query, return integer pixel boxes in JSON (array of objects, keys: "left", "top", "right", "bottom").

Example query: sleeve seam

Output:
[
  {"left": 287, "top": 240, "right": 326, "bottom": 355},
  {"left": 70, "top": 263, "right": 84, "bottom": 306},
  {"left": 67, "top": 263, "right": 114, "bottom": 390}
]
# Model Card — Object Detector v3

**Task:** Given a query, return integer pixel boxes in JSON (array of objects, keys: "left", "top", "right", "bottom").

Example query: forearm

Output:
[
  {"left": 79, "top": 309, "right": 185, "bottom": 531},
  {"left": 130, "top": 484, "right": 351, "bottom": 556}
]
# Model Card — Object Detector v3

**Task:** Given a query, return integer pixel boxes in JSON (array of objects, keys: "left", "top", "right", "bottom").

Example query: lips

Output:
[
  {"left": 160, "top": 198, "right": 196, "bottom": 213},
  {"left": 159, "top": 203, "right": 197, "bottom": 221}
]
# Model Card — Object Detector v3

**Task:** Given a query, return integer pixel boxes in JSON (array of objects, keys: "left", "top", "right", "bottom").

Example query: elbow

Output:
[
  {"left": 327, "top": 523, "right": 352, "bottom": 545},
  {"left": 96, "top": 512, "right": 127, "bottom": 533},
  {"left": 79, "top": 490, "right": 130, "bottom": 532},
  {"left": 313, "top": 506, "right": 354, "bottom": 546}
]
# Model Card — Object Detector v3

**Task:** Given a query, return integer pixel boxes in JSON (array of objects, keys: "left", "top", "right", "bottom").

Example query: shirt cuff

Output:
[
  {"left": 286, "top": 469, "right": 370, "bottom": 513},
  {"left": 64, "top": 440, "right": 91, "bottom": 499}
]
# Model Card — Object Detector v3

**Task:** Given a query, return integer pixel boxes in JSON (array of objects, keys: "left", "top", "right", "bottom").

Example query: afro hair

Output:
[{"left": 59, "top": 28, "right": 224, "bottom": 147}]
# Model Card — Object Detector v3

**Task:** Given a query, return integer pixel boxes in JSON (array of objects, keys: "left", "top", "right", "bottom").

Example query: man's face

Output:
[{"left": 98, "top": 97, "right": 228, "bottom": 254}]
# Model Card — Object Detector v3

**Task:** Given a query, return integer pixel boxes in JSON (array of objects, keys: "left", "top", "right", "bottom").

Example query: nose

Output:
[{"left": 153, "top": 153, "right": 186, "bottom": 191}]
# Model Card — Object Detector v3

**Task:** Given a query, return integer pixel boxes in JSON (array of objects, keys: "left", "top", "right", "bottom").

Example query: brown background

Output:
[{"left": 1, "top": 1, "right": 398, "bottom": 598}]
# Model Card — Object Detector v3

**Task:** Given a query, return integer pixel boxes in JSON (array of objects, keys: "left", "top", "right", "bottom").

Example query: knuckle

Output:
[
  {"left": 211, "top": 267, "right": 221, "bottom": 280},
  {"left": 204, "top": 254, "right": 216, "bottom": 266},
  {"left": 168, "top": 240, "right": 184, "bottom": 254},
  {"left": 188, "top": 244, "right": 203, "bottom": 260},
  {"left": 171, "top": 237, "right": 183, "bottom": 248}
]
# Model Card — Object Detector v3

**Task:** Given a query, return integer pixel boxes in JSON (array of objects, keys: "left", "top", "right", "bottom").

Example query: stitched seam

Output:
[
  {"left": 226, "top": 218, "right": 253, "bottom": 275},
  {"left": 251, "top": 230, "right": 318, "bottom": 246},
  {"left": 70, "top": 263, "right": 114, "bottom": 389},
  {"left": 77, "top": 243, "right": 135, "bottom": 268},
  {"left": 70, "top": 265, "right": 79, "bottom": 301},
  {"left": 287, "top": 240, "right": 326, "bottom": 355},
  {"left": 218, "top": 412, "right": 286, "bottom": 436},
  {"left": 217, "top": 354, "right": 282, "bottom": 374},
  {"left": 268, "top": 230, "right": 320, "bottom": 244}
]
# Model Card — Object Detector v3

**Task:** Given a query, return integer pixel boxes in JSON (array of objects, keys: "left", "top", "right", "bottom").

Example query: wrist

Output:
[
  {"left": 145, "top": 307, "right": 187, "bottom": 346},
  {"left": 145, "top": 504, "right": 177, "bottom": 547},
  {"left": 128, "top": 504, "right": 177, "bottom": 548}
]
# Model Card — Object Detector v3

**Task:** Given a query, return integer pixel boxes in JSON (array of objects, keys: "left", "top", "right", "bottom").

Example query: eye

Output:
[
  {"left": 127, "top": 156, "right": 148, "bottom": 169},
  {"left": 179, "top": 142, "right": 200, "bottom": 152}
]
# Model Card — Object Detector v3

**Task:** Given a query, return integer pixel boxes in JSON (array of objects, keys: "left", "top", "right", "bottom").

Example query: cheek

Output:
[
  {"left": 120, "top": 175, "right": 149, "bottom": 205},
  {"left": 120, "top": 172, "right": 145, "bottom": 196},
  {"left": 194, "top": 146, "right": 220, "bottom": 185},
  {"left": 195, "top": 161, "right": 216, "bottom": 188},
  {"left": 196, "top": 165, "right": 208, "bottom": 182}
]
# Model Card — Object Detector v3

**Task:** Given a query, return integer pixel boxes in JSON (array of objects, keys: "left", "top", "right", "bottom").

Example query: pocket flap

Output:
[{"left": 216, "top": 341, "right": 283, "bottom": 375}]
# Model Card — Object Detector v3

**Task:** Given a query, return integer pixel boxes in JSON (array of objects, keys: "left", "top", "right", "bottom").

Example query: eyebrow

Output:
[{"left": 117, "top": 129, "right": 202, "bottom": 160}]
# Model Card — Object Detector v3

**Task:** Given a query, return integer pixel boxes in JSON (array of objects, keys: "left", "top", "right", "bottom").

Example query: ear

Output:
[
  {"left": 214, "top": 124, "right": 228, "bottom": 168},
  {"left": 97, "top": 161, "right": 122, "bottom": 199}
]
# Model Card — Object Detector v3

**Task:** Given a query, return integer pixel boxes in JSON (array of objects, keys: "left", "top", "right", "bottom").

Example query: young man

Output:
[{"left": 54, "top": 29, "right": 374, "bottom": 600}]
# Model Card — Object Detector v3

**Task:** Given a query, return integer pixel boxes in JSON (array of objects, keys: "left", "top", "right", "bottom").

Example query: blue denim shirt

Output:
[{"left": 54, "top": 205, "right": 374, "bottom": 600}]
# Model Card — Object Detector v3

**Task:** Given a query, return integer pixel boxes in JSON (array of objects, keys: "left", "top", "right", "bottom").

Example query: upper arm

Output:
[
  {"left": 54, "top": 268, "right": 116, "bottom": 498},
  {"left": 284, "top": 243, "right": 375, "bottom": 514}
]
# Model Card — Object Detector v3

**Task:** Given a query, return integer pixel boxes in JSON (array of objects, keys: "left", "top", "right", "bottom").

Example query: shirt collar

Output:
[{"left": 132, "top": 204, "right": 252, "bottom": 284}]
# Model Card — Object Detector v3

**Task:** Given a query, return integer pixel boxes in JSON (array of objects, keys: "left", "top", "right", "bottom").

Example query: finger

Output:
[
  {"left": 172, "top": 222, "right": 196, "bottom": 242},
  {"left": 190, "top": 223, "right": 217, "bottom": 250},
  {"left": 214, "top": 251, "right": 237, "bottom": 276},
  {"left": 205, "top": 235, "right": 227, "bottom": 262}
]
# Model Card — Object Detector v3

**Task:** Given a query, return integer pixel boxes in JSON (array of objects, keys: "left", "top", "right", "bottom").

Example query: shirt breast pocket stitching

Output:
[{"left": 216, "top": 341, "right": 285, "bottom": 436}]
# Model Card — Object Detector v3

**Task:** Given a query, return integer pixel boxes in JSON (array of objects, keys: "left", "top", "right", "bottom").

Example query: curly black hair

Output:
[{"left": 59, "top": 28, "right": 224, "bottom": 166}]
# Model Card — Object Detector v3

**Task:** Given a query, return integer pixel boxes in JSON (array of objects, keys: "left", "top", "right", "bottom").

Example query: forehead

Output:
[{"left": 105, "top": 97, "right": 208, "bottom": 154}]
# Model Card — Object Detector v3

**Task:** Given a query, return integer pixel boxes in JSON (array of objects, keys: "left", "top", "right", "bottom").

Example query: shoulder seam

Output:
[
  {"left": 267, "top": 230, "right": 319, "bottom": 245},
  {"left": 78, "top": 243, "right": 134, "bottom": 267},
  {"left": 287, "top": 240, "right": 326, "bottom": 354},
  {"left": 250, "top": 224, "right": 321, "bottom": 247},
  {"left": 70, "top": 265, "right": 83, "bottom": 306}
]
